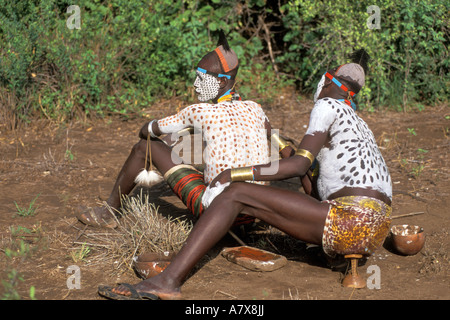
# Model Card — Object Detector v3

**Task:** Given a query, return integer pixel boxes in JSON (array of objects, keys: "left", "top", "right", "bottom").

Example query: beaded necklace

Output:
[{"left": 217, "top": 88, "right": 242, "bottom": 103}]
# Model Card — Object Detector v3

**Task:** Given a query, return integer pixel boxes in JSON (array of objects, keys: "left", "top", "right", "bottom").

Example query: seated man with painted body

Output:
[{"left": 77, "top": 33, "right": 293, "bottom": 228}]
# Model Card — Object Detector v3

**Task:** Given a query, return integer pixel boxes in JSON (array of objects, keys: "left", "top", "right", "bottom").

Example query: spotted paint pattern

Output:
[
  {"left": 306, "top": 98, "right": 392, "bottom": 201},
  {"left": 322, "top": 196, "right": 392, "bottom": 257},
  {"left": 193, "top": 71, "right": 220, "bottom": 102},
  {"left": 157, "top": 100, "right": 270, "bottom": 184}
]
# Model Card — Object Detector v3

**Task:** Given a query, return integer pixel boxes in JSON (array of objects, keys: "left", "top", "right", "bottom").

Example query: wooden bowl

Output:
[
  {"left": 390, "top": 225, "right": 425, "bottom": 255},
  {"left": 133, "top": 252, "right": 173, "bottom": 279}
]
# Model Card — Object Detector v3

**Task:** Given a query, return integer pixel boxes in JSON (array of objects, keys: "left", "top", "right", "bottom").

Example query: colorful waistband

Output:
[
  {"left": 164, "top": 165, "right": 255, "bottom": 226},
  {"left": 165, "top": 165, "right": 206, "bottom": 218}
]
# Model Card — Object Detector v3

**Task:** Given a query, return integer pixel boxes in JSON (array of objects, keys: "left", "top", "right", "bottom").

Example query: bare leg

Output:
[
  {"left": 107, "top": 137, "right": 181, "bottom": 208},
  {"left": 111, "top": 182, "right": 329, "bottom": 299},
  {"left": 78, "top": 137, "right": 182, "bottom": 226}
]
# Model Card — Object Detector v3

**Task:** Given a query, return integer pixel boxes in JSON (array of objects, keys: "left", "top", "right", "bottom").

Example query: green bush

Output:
[
  {"left": 0, "top": 0, "right": 447, "bottom": 127},
  {"left": 279, "top": 0, "right": 449, "bottom": 110},
  {"left": 0, "top": 0, "right": 275, "bottom": 125}
]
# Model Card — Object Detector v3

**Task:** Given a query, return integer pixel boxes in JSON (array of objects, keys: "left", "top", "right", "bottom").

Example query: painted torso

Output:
[
  {"left": 158, "top": 100, "right": 270, "bottom": 184},
  {"left": 306, "top": 98, "right": 392, "bottom": 200}
]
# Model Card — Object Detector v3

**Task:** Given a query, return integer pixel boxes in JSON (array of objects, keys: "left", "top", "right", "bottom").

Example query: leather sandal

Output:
[{"left": 98, "top": 283, "right": 159, "bottom": 300}]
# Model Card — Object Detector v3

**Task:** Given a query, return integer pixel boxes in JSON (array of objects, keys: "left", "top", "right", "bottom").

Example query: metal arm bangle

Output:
[
  {"left": 295, "top": 149, "right": 315, "bottom": 166},
  {"left": 148, "top": 120, "right": 158, "bottom": 138},
  {"left": 271, "top": 133, "right": 289, "bottom": 152},
  {"left": 230, "top": 166, "right": 255, "bottom": 182}
]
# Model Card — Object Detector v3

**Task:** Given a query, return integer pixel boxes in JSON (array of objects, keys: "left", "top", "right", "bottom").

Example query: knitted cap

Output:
[{"left": 335, "top": 63, "right": 365, "bottom": 89}]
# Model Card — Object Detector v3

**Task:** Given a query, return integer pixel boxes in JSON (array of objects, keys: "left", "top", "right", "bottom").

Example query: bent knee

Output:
[
  {"left": 131, "top": 139, "right": 147, "bottom": 155},
  {"left": 218, "top": 182, "right": 248, "bottom": 203}
]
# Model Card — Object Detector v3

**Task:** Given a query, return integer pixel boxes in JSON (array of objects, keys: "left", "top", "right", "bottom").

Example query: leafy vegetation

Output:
[
  {"left": 14, "top": 193, "right": 40, "bottom": 217},
  {"left": 0, "top": 0, "right": 448, "bottom": 128},
  {"left": 279, "top": 0, "right": 448, "bottom": 111},
  {"left": 1, "top": 225, "right": 43, "bottom": 300}
]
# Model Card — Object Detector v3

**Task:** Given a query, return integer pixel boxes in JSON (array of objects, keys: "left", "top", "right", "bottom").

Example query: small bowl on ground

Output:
[
  {"left": 390, "top": 224, "right": 425, "bottom": 256},
  {"left": 133, "top": 251, "right": 173, "bottom": 279}
]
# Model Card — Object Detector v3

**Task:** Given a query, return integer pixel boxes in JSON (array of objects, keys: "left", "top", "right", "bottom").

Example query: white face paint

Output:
[
  {"left": 314, "top": 74, "right": 325, "bottom": 103},
  {"left": 194, "top": 71, "right": 220, "bottom": 102}
]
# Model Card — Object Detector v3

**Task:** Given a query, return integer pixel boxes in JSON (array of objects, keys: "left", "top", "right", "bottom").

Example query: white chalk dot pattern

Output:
[
  {"left": 193, "top": 72, "right": 220, "bottom": 102},
  {"left": 158, "top": 100, "right": 270, "bottom": 184}
]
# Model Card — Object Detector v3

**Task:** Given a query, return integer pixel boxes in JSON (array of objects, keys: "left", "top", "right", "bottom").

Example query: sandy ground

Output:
[{"left": 0, "top": 96, "right": 448, "bottom": 302}]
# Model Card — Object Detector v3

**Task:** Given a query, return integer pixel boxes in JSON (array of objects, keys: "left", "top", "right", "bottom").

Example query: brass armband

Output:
[
  {"left": 271, "top": 133, "right": 289, "bottom": 153},
  {"left": 230, "top": 166, "right": 255, "bottom": 182},
  {"left": 295, "top": 149, "right": 315, "bottom": 166}
]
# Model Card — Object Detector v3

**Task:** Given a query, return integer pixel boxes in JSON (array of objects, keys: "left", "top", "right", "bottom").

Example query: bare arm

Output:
[
  {"left": 211, "top": 131, "right": 328, "bottom": 185},
  {"left": 264, "top": 119, "right": 295, "bottom": 158},
  {"left": 139, "top": 120, "right": 162, "bottom": 139},
  {"left": 256, "top": 130, "right": 327, "bottom": 180}
]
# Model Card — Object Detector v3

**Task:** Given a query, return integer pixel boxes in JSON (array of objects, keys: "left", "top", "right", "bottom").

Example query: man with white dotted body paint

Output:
[
  {"left": 77, "top": 32, "right": 293, "bottom": 228},
  {"left": 157, "top": 95, "right": 272, "bottom": 185}
]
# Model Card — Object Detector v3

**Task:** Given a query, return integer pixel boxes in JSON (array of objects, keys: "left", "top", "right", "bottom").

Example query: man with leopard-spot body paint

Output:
[{"left": 77, "top": 31, "right": 294, "bottom": 228}]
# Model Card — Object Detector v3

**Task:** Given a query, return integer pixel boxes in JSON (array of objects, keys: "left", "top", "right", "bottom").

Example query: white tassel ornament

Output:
[
  {"left": 134, "top": 133, "right": 163, "bottom": 187},
  {"left": 134, "top": 168, "right": 163, "bottom": 186}
]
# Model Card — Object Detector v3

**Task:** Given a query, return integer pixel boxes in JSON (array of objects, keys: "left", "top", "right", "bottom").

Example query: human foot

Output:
[
  {"left": 76, "top": 205, "right": 118, "bottom": 229},
  {"left": 102, "top": 280, "right": 181, "bottom": 300},
  {"left": 98, "top": 283, "right": 158, "bottom": 300}
]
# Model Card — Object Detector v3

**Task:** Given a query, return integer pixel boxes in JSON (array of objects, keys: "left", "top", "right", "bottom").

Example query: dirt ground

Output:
[{"left": 0, "top": 95, "right": 448, "bottom": 301}]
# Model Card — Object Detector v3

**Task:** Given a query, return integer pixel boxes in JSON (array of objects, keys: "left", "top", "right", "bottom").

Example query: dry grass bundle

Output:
[{"left": 72, "top": 191, "right": 193, "bottom": 274}]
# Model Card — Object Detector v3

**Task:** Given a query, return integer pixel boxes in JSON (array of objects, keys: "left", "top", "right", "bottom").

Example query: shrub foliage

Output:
[{"left": 0, "top": 0, "right": 448, "bottom": 127}]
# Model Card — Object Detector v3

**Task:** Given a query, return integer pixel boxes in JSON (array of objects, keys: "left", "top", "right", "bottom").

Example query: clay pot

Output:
[
  {"left": 390, "top": 225, "right": 425, "bottom": 255},
  {"left": 133, "top": 252, "right": 173, "bottom": 279}
]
